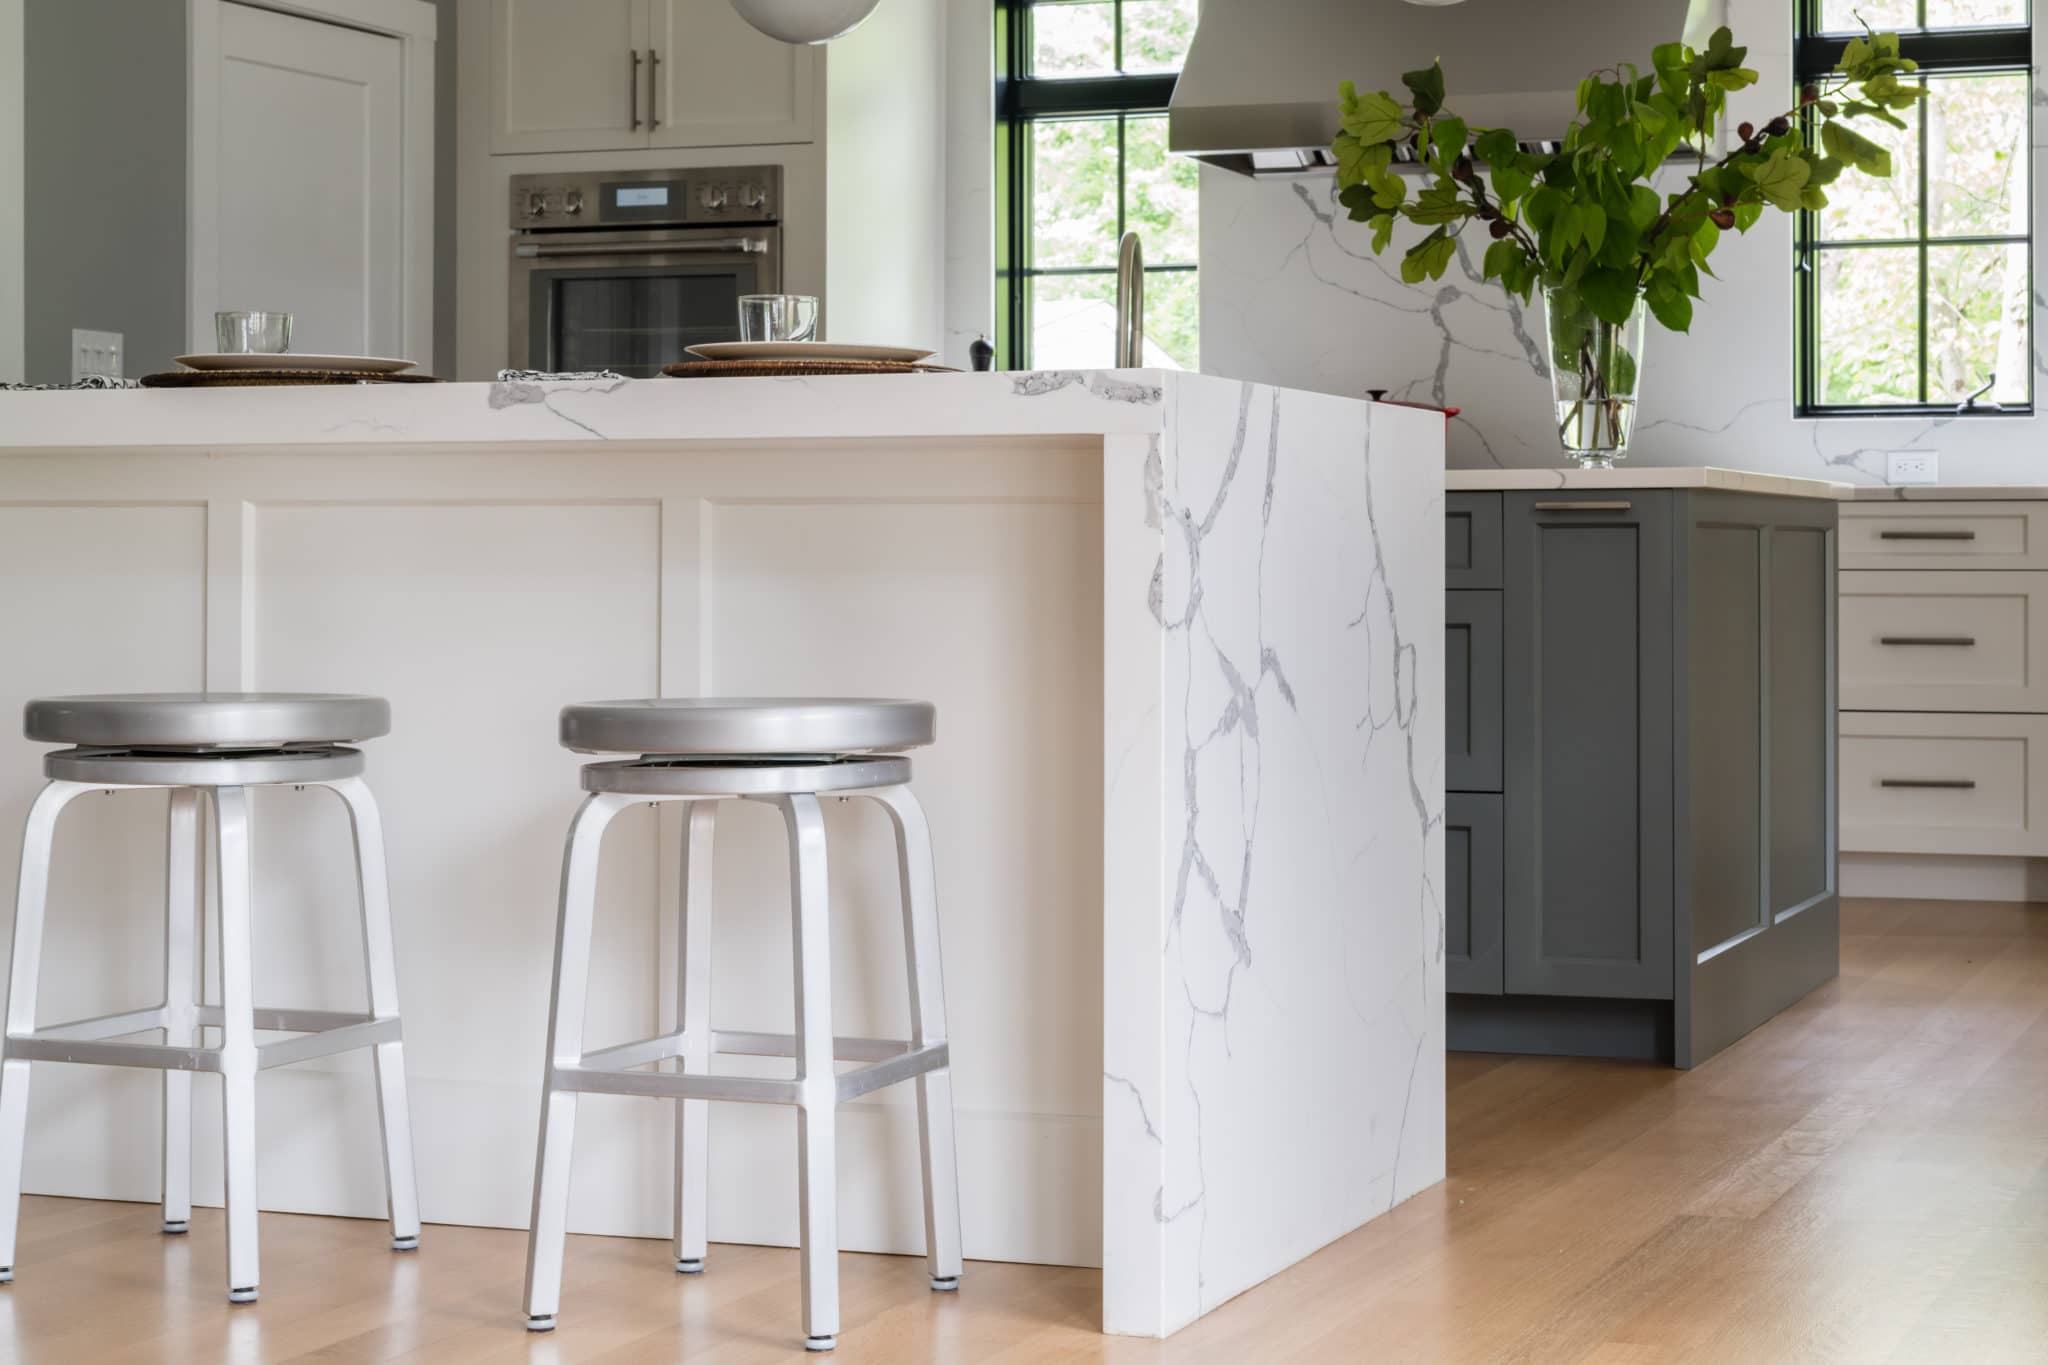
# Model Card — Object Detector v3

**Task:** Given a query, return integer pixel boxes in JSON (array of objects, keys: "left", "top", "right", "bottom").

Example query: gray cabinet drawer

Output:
[
  {"left": 1447, "top": 492, "right": 1502, "bottom": 589},
  {"left": 1447, "top": 793, "right": 1504, "bottom": 995},
  {"left": 1447, "top": 590, "right": 1503, "bottom": 792}
]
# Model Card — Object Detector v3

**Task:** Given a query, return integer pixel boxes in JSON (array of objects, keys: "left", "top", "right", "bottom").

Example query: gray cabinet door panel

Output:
[
  {"left": 1447, "top": 590, "right": 1504, "bottom": 792},
  {"left": 1504, "top": 492, "right": 1675, "bottom": 1000},
  {"left": 1447, "top": 793, "right": 1505, "bottom": 994},
  {"left": 1673, "top": 491, "right": 1839, "bottom": 1066},
  {"left": 1447, "top": 493, "right": 1503, "bottom": 589}
]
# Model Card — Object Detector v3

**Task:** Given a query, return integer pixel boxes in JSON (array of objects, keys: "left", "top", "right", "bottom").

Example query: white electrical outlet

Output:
[
  {"left": 1887, "top": 451, "right": 1938, "bottom": 484},
  {"left": 70, "top": 329, "right": 123, "bottom": 382}
]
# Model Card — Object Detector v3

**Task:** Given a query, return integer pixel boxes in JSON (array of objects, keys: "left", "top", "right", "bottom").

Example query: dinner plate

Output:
[
  {"left": 685, "top": 341, "right": 936, "bottom": 364},
  {"left": 175, "top": 353, "right": 417, "bottom": 374}
]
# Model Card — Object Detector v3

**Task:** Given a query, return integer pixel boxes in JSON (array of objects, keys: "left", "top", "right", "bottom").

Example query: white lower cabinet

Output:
[
  {"left": 1841, "top": 711, "right": 2048, "bottom": 856},
  {"left": 1841, "top": 500, "right": 2048, "bottom": 860}
]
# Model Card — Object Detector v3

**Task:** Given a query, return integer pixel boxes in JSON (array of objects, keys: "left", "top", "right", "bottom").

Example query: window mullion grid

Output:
[{"left": 1917, "top": 72, "right": 1930, "bottom": 403}]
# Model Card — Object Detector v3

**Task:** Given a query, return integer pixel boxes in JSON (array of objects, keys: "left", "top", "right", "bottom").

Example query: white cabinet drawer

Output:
[
  {"left": 1842, "top": 502, "right": 2048, "bottom": 570},
  {"left": 1840, "top": 570, "right": 2048, "bottom": 712},
  {"left": 1841, "top": 712, "right": 2048, "bottom": 856}
]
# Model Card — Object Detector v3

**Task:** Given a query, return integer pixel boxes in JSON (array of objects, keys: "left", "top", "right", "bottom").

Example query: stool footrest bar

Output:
[
  {"left": 258, "top": 1017, "right": 402, "bottom": 1069},
  {"left": 30, "top": 1006, "right": 170, "bottom": 1042},
  {"left": 5, "top": 1037, "right": 221, "bottom": 1071},
  {"left": 5, "top": 1011, "right": 400, "bottom": 1072},
  {"left": 552, "top": 1066, "right": 803, "bottom": 1105},
  {"left": 835, "top": 1042, "right": 949, "bottom": 1102},
  {"left": 713, "top": 1029, "right": 909, "bottom": 1063}
]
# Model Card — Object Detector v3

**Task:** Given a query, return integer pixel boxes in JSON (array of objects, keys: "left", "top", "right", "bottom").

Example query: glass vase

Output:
[{"left": 1541, "top": 284, "right": 1647, "bottom": 468}]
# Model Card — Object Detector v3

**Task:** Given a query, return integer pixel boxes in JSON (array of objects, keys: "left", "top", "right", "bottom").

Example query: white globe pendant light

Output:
[{"left": 728, "top": 0, "right": 883, "bottom": 44}]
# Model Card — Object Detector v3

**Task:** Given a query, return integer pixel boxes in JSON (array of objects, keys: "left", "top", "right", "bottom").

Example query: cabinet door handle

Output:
[
  {"left": 1878, "top": 529, "right": 1976, "bottom": 540},
  {"left": 1533, "top": 500, "right": 1633, "bottom": 512},
  {"left": 648, "top": 48, "right": 660, "bottom": 130},
  {"left": 1879, "top": 778, "right": 1977, "bottom": 790},
  {"left": 1878, "top": 635, "right": 1976, "bottom": 647},
  {"left": 629, "top": 50, "right": 642, "bottom": 131}
]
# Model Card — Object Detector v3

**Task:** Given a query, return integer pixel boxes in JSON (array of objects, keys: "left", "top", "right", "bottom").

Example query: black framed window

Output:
[
  {"left": 1795, "top": 2, "right": 2034, "bottom": 414},
  {"left": 995, "top": 0, "right": 1200, "bottom": 370}
]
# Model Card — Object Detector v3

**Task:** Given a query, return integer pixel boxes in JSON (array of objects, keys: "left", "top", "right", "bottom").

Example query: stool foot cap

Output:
[
  {"left": 804, "top": 1335, "right": 838, "bottom": 1352},
  {"left": 674, "top": 1257, "right": 704, "bottom": 1275},
  {"left": 525, "top": 1315, "right": 556, "bottom": 1333},
  {"left": 162, "top": 1220, "right": 189, "bottom": 1235},
  {"left": 930, "top": 1275, "right": 961, "bottom": 1292},
  {"left": 228, "top": 1287, "right": 258, "bottom": 1304},
  {"left": 391, "top": 1235, "right": 419, "bottom": 1252}
]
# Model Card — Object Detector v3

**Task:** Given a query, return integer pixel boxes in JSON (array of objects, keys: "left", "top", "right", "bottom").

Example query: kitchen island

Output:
[
  {"left": 0, "top": 371, "right": 1444, "bottom": 1337},
  {"left": 1445, "top": 468, "right": 1846, "bottom": 1068}
]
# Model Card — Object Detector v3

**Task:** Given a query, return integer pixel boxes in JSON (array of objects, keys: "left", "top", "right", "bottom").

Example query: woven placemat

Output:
[
  {"left": 662, "top": 359, "right": 959, "bottom": 379},
  {"left": 141, "top": 369, "right": 443, "bottom": 388}
]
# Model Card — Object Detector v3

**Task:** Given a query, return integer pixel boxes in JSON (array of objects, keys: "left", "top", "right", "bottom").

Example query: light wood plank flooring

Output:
[{"left": 4, "top": 898, "right": 2045, "bottom": 1363}]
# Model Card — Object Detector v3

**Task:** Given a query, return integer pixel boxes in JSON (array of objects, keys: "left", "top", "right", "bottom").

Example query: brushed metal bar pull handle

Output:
[
  {"left": 514, "top": 238, "right": 766, "bottom": 259},
  {"left": 1878, "top": 529, "right": 1976, "bottom": 540},
  {"left": 1879, "top": 779, "right": 1977, "bottom": 790},
  {"left": 648, "top": 49, "right": 660, "bottom": 130},
  {"left": 1533, "top": 500, "right": 1633, "bottom": 512},
  {"left": 1878, "top": 635, "right": 1976, "bottom": 647},
  {"left": 629, "top": 50, "right": 642, "bottom": 131}
]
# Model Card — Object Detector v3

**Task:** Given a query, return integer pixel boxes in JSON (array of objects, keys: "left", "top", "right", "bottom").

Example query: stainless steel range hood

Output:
[{"left": 1169, "top": 0, "right": 1725, "bottom": 177}]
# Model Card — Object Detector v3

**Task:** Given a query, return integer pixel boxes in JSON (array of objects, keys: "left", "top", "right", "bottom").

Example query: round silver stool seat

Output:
[
  {"left": 24, "top": 692, "right": 390, "bottom": 752},
  {"left": 560, "top": 697, "right": 935, "bottom": 758},
  {"left": 1, "top": 693, "right": 420, "bottom": 1305},
  {"left": 526, "top": 698, "right": 962, "bottom": 1352}
]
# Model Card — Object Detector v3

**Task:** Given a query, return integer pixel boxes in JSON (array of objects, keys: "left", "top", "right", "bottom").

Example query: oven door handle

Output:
[{"left": 514, "top": 238, "right": 768, "bottom": 259}]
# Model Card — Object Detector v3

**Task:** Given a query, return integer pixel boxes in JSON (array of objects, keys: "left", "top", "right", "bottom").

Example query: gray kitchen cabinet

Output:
[
  {"left": 1446, "top": 488, "right": 1839, "bottom": 1067},
  {"left": 1446, "top": 590, "right": 1503, "bottom": 792},
  {"left": 1446, "top": 793, "right": 1504, "bottom": 995}
]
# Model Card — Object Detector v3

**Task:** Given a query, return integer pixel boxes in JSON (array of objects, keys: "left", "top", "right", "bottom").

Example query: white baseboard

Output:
[{"left": 1840, "top": 853, "right": 2048, "bottom": 904}]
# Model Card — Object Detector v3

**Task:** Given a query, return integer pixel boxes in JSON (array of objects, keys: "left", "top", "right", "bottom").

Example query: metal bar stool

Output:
[
  {"left": 0, "top": 693, "right": 422, "bottom": 1303},
  {"left": 522, "top": 698, "right": 963, "bottom": 1352}
]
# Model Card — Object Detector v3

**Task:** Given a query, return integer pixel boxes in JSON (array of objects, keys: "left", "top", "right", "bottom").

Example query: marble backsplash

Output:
[{"left": 1197, "top": 0, "right": 2047, "bottom": 488}]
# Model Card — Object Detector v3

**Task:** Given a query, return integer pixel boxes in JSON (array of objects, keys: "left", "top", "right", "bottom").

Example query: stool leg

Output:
[
  {"left": 211, "top": 785, "right": 261, "bottom": 1303},
  {"left": 673, "top": 800, "right": 715, "bottom": 1276},
  {"left": 0, "top": 780, "right": 90, "bottom": 1282},
  {"left": 777, "top": 793, "right": 840, "bottom": 1351},
  {"left": 522, "top": 791, "right": 630, "bottom": 1331},
  {"left": 327, "top": 777, "right": 421, "bottom": 1251},
  {"left": 161, "top": 788, "right": 201, "bottom": 1235},
  {"left": 870, "top": 785, "right": 964, "bottom": 1290}
]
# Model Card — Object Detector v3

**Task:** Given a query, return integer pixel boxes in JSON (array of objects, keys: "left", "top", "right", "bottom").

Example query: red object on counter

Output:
[{"left": 1366, "top": 390, "right": 1460, "bottom": 422}]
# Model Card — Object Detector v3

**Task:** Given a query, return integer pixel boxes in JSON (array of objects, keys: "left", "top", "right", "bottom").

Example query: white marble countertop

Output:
[
  {"left": 0, "top": 370, "right": 1188, "bottom": 449},
  {"left": 1846, "top": 484, "right": 2048, "bottom": 501},
  {"left": 1446, "top": 466, "right": 1855, "bottom": 499}
]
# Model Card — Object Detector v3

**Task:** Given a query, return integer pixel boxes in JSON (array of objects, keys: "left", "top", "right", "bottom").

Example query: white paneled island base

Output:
[{"left": 0, "top": 371, "right": 1444, "bottom": 1337}]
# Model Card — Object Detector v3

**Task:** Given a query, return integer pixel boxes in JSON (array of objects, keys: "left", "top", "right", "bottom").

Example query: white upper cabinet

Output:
[
  {"left": 491, "top": 0, "right": 642, "bottom": 153},
  {"left": 490, "top": 0, "right": 815, "bottom": 155},
  {"left": 645, "top": 0, "right": 815, "bottom": 148}
]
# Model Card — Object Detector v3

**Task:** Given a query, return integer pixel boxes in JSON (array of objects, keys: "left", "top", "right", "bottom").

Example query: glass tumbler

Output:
[
  {"left": 738, "top": 294, "right": 819, "bottom": 343},
  {"left": 215, "top": 311, "right": 293, "bottom": 355}
]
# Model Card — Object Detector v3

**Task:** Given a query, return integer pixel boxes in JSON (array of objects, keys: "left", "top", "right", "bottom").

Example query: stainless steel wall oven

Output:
[{"left": 509, "top": 165, "right": 782, "bottom": 377}]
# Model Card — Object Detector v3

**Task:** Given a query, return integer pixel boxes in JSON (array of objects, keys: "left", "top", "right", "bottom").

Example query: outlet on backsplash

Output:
[{"left": 1887, "top": 452, "right": 1939, "bottom": 484}]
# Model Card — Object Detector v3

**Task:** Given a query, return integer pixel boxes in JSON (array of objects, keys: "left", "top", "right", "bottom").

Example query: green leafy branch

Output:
[{"left": 1332, "top": 25, "right": 1927, "bottom": 336}]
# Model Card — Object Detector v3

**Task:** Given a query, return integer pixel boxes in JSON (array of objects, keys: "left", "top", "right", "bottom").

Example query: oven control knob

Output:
[
  {"left": 701, "top": 184, "right": 729, "bottom": 211},
  {"left": 562, "top": 188, "right": 584, "bottom": 215},
  {"left": 742, "top": 182, "right": 767, "bottom": 210},
  {"left": 525, "top": 189, "right": 548, "bottom": 217}
]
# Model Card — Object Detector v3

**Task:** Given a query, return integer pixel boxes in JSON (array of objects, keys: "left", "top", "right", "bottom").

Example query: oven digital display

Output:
[{"left": 615, "top": 186, "right": 669, "bottom": 208}]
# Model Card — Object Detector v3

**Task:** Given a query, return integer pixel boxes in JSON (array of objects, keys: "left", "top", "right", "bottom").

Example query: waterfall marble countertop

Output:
[{"left": 1447, "top": 466, "right": 1855, "bottom": 499}]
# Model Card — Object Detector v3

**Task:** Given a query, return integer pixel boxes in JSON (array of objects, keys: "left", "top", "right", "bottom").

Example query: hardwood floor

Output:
[{"left": 4, "top": 898, "right": 2046, "bottom": 1363}]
